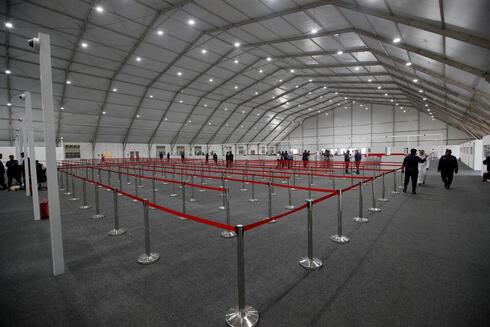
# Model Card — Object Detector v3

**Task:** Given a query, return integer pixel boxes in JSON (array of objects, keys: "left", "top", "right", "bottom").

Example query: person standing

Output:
[
  {"left": 159, "top": 152, "right": 164, "bottom": 160},
  {"left": 167, "top": 152, "right": 170, "bottom": 162},
  {"left": 229, "top": 151, "right": 234, "bottom": 168},
  {"left": 213, "top": 153, "right": 218, "bottom": 165},
  {"left": 205, "top": 152, "right": 209, "bottom": 164},
  {"left": 6, "top": 155, "right": 22, "bottom": 187},
  {"left": 402, "top": 148, "right": 427, "bottom": 194},
  {"left": 0, "top": 154, "right": 7, "bottom": 190},
  {"left": 344, "top": 150, "right": 351, "bottom": 174},
  {"left": 180, "top": 151, "right": 185, "bottom": 162},
  {"left": 302, "top": 150, "right": 309, "bottom": 168},
  {"left": 437, "top": 149, "right": 458, "bottom": 189},
  {"left": 483, "top": 156, "right": 490, "bottom": 182},
  {"left": 354, "top": 150, "right": 362, "bottom": 174},
  {"left": 417, "top": 149, "right": 430, "bottom": 186}
]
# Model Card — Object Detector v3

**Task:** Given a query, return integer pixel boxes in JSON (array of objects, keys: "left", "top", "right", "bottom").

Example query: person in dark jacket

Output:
[
  {"left": 483, "top": 156, "right": 490, "bottom": 182},
  {"left": 205, "top": 152, "right": 209, "bottom": 164},
  {"left": 213, "top": 153, "right": 218, "bottom": 165},
  {"left": 302, "top": 150, "right": 309, "bottom": 168},
  {"left": 167, "top": 152, "right": 170, "bottom": 162},
  {"left": 344, "top": 150, "right": 351, "bottom": 174},
  {"left": 438, "top": 149, "right": 458, "bottom": 189},
  {"left": 354, "top": 150, "right": 362, "bottom": 174},
  {"left": 6, "top": 155, "right": 22, "bottom": 187},
  {"left": 0, "top": 154, "right": 7, "bottom": 190},
  {"left": 159, "top": 152, "right": 164, "bottom": 160},
  {"left": 402, "top": 148, "right": 426, "bottom": 194}
]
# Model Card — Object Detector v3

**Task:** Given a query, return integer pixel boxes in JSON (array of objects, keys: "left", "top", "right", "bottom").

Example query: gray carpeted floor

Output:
[{"left": 0, "top": 161, "right": 489, "bottom": 326}]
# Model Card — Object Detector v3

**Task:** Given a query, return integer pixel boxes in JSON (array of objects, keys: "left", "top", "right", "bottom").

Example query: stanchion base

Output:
[
  {"left": 137, "top": 252, "right": 160, "bottom": 265},
  {"left": 106, "top": 188, "right": 112, "bottom": 192},
  {"left": 69, "top": 197, "right": 80, "bottom": 201},
  {"left": 162, "top": 182, "right": 168, "bottom": 185},
  {"left": 285, "top": 205, "right": 295, "bottom": 209},
  {"left": 218, "top": 206, "right": 226, "bottom": 210},
  {"left": 138, "top": 185, "right": 144, "bottom": 188},
  {"left": 330, "top": 234, "right": 350, "bottom": 244},
  {"left": 59, "top": 187, "right": 65, "bottom": 191},
  {"left": 132, "top": 199, "right": 139, "bottom": 202},
  {"left": 220, "top": 230, "right": 236, "bottom": 238},
  {"left": 189, "top": 198, "right": 197, "bottom": 202},
  {"left": 353, "top": 216, "right": 369, "bottom": 223},
  {"left": 178, "top": 216, "right": 186, "bottom": 221},
  {"left": 398, "top": 185, "right": 404, "bottom": 189},
  {"left": 378, "top": 198, "right": 389, "bottom": 202},
  {"left": 248, "top": 198, "right": 258, "bottom": 202},
  {"left": 240, "top": 188, "right": 247, "bottom": 192},
  {"left": 79, "top": 205, "right": 91, "bottom": 210},
  {"left": 391, "top": 191, "right": 400, "bottom": 194},
  {"left": 225, "top": 306, "right": 259, "bottom": 327},
  {"left": 64, "top": 192, "right": 71, "bottom": 195},
  {"left": 92, "top": 214, "right": 105, "bottom": 219},
  {"left": 199, "top": 189, "right": 205, "bottom": 192},
  {"left": 298, "top": 257, "right": 323, "bottom": 270},
  {"left": 170, "top": 193, "right": 178, "bottom": 197},
  {"left": 271, "top": 192, "right": 277, "bottom": 196},
  {"left": 126, "top": 182, "right": 132, "bottom": 185},
  {"left": 368, "top": 207, "right": 381, "bottom": 212},
  {"left": 108, "top": 228, "right": 126, "bottom": 236},
  {"left": 269, "top": 219, "right": 278, "bottom": 224},
  {"left": 153, "top": 188, "right": 158, "bottom": 192}
]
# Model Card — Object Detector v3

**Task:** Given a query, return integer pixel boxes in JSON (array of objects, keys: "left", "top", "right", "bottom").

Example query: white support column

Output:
[
  {"left": 21, "top": 122, "right": 31, "bottom": 196},
  {"left": 25, "top": 92, "right": 41, "bottom": 221},
  {"left": 37, "top": 33, "right": 65, "bottom": 276}
]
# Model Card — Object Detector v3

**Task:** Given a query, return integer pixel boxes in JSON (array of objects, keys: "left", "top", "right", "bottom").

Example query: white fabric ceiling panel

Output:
[{"left": 444, "top": 0, "right": 490, "bottom": 38}]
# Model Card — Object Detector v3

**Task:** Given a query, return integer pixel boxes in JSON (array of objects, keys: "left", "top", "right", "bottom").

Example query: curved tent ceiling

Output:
[{"left": 1, "top": 0, "right": 489, "bottom": 146}]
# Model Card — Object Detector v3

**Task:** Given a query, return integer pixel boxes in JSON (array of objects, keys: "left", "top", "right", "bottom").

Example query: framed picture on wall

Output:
[{"left": 64, "top": 144, "right": 80, "bottom": 159}]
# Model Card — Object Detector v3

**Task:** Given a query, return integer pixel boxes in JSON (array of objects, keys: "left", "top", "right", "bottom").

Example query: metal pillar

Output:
[
  {"left": 137, "top": 199, "right": 160, "bottom": 264},
  {"left": 298, "top": 200, "right": 323, "bottom": 270},
  {"left": 189, "top": 175, "right": 196, "bottom": 202},
  {"left": 368, "top": 177, "right": 381, "bottom": 212},
  {"left": 108, "top": 188, "right": 126, "bottom": 236},
  {"left": 268, "top": 181, "right": 276, "bottom": 223},
  {"left": 285, "top": 178, "right": 295, "bottom": 209},
  {"left": 391, "top": 170, "right": 400, "bottom": 194},
  {"left": 133, "top": 175, "right": 139, "bottom": 202},
  {"left": 330, "top": 190, "right": 350, "bottom": 244},
  {"left": 179, "top": 182, "right": 187, "bottom": 220},
  {"left": 92, "top": 182, "right": 105, "bottom": 219},
  {"left": 69, "top": 176, "right": 80, "bottom": 201},
  {"left": 24, "top": 92, "right": 40, "bottom": 220},
  {"left": 306, "top": 173, "right": 312, "bottom": 201},
  {"left": 79, "top": 179, "right": 91, "bottom": 209},
  {"left": 248, "top": 175, "right": 258, "bottom": 202},
  {"left": 221, "top": 188, "right": 236, "bottom": 238},
  {"left": 353, "top": 182, "right": 368, "bottom": 223},
  {"left": 378, "top": 173, "right": 389, "bottom": 202}
]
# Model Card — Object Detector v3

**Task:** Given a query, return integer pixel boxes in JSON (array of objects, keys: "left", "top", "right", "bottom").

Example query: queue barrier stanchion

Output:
[
  {"left": 92, "top": 182, "right": 105, "bottom": 219},
  {"left": 219, "top": 180, "right": 227, "bottom": 210},
  {"left": 133, "top": 175, "right": 139, "bottom": 202},
  {"left": 108, "top": 188, "right": 126, "bottom": 236},
  {"left": 268, "top": 181, "right": 277, "bottom": 223},
  {"left": 248, "top": 175, "right": 258, "bottom": 202},
  {"left": 306, "top": 173, "right": 312, "bottom": 201},
  {"left": 98, "top": 168, "right": 102, "bottom": 188},
  {"left": 106, "top": 169, "right": 112, "bottom": 191},
  {"left": 179, "top": 182, "right": 187, "bottom": 220},
  {"left": 285, "top": 178, "right": 295, "bottom": 209},
  {"left": 391, "top": 170, "right": 400, "bottom": 194},
  {"left": 368, "top": 177, "right": 381, "bottom": 212},
  {"left": 126, "top": 167, "right": 131, "bottom": 185},
  {"left": 398, "top": 169, "right": 404, "bottom": 189},
  {"left": 64, "top": 171, "right": 71, "bottom": 195},
  {"left": 150, "top": 176, "right": 157, "bottom": 210},
  {"left": 353, "top": 182, "right": 368, "bottom": 223},
  {"left": 162, "top": 169, "right": 168, "bottom": 184},
  {"left": 221, "top": 188, "right": 236, "bottom": 238},
  {"left": 170, "top": 172, "right": 178, "bottom": 197},
  {"left": 58, "top": 170, "right": 65, "bottom": 191},
  {"left": 69, "top": 175, "right": 80, "bottom": 201},
  {"left": 378, "top": 172, "right": 389, "bottom": 202},
  {"left": 189, "top": 175, "right": 197, "bottom": 202},
  {"left": 79, "top": 179, "right": 91, "bottom": 210},
  {"left": 118, "top": 170, "right": 122, "bottom": 192},
  {"left": 330, "top": 189, "right": 350, "bottom": 244},
  {"left": 298, "top": 199, "right": 323, "bottom": 270},
  {"left": 199, "top": 171, "right": 205, "bottom": 192},
  {"left": 292, "top": 173, "right": 296, "bottom": 191},
  {"left": 240, "top": 175, "right": 247, "bottom": 192},
  {"left": 138, "top": 167, "right": 143, "bottom": 188},
  {"left": 137, "top": 199, "right": 160, "bottom": 265},
  {"left": 225, "top": 225, "right": 259, "bottom": 327},
  {"left": 271, "top": 171, "right": 276, "bottom": 195}
]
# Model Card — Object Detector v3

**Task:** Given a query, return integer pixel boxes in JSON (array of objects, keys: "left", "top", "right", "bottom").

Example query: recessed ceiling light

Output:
[
  {"left": 334, "top": 92, "right": 338, "bottom": 95},
  {"left": 368, "top": 79, "right": 372, "bottom": 82},
  {"left": 157, "top": 30, "right": 164, "bottom": 36},
  {"left": 311, "top": 28, "right": 318, "bottom": 34},
  {"left": 353, "top": 101, "right": 356, "bottom": 103},
  {"left": 149, "top": 94, "right": 154, "bottom": 98},
  {"left": 286, "top": 102, "right": 289, "bottom": 105},
  {"left": 419, "top": 89, "right": 423, "bottom": 93},
  {"left": 393, "top": 37, "right": 401, "bottom": 43},
  {"left": 188, "top": 120, "right": 192, "bottom": 123},
  {"left": 309, "top": 79, "right": 313, "bottom": 82},
  {"left": 241, "top": 110, "right": 245, "bottom": 114},
  {"left": 337, "top": 50, "right": 343, "bottom": 55},
  {"left": 423, "top": 97, "right": 427, "bottom": 101},
  {"left": 136, "top": 114, "right": 140, "bottom": 118},
  {"left": 266, "top": 57, "right": 272, "bottom": 61},
  {"left": 226, "top": 123, "right": 229, "bottom": 127},
  {"left": 259, "top": 69, "right": 263, "bottom": 73},
  {"left": 164, "top": 117, "right": 168, "bottom": 121},
  {"left": 279, "top": 79, "right": 283, "bottom": 82},
  {"left": 188, "top": 19, "right": 195, "bottom": 26},
  {"left": 323, "top": 86, "right": 327, "bottom": 89},
  {"left": 5, "top": 22, "right": 13, "bottom": 29},
  {"left": 396, "top": 103, "right": 399, "bottom": 106},
  {"left": 179, "top": 100, "right": 183, "bottom": 103},
  {"left": 403, "top": 110, "right": 406, "bottom": 113},
  {"left": 224, "top": 108, "right": 228, "bottom": 111},
  {"left": 290, "top": 69, "right": 295, "bottom": 73},
  {"left": 136, "top": 56, "right": 142, "bottom": 62},
  {"left": 241, "top": 125, "right": 244, "bottom": 128},
  {"left": 295, "top": 85, "right": 299, "bottom": 88},
  {"left": 95, "top": 5, "right": 104, "bottom": 13},
  {"left": 405, "top": 62, "right": 412, "bottom": 66},
  {"left": 60, "top": 106, "right": 64, "bottom": 110},
  {"left": 413, "top": 79, "right": 418, "bottom": 83},
  {"left": 81, "top": 42, "right": 88, "bottom": 48},
  {"left": 113, "top": 88, "right": 117, "bottom": 92},
  {"left": 7, "top": 102, "right": 12, "bottom": 106},
  {"left": 234, "top": 42, "right": 240, "bottom": 47},
  {"left": 255, "top": 91, "right": 259, "bottom": 95},
  {"left": 208, "top": 122, "right": 212, "bottom": 125},
  {"left": 209, "top": 78, "right": 213, "bottom": 82},
  {"left": 390, "top": 99, "right": 394, "bottom": 102},
  {"left": 384, "top": 93, "right": 388, "bottom": 96},
  {"left": 234, "top": 85, "right": 238, "bottom": 90},
  {"left": 256, "top": 113, "right": 260, "bottom": 116},
  {"left": 308, "top": 108, "right": 312, "bottom": 111},
  {"left": 102, "top": 111, "right": 106, "bottom": 115},
  {"left": 177, "top": 71, "right": 182, "bottom": 76},
  {"left": 5, "top": 70, "right": 11, "bottom": 74},
  {"left": 201, "top": 49, "right": 207, "bottom": 54},
  {"left": 355, "top": 67, "right": 360, "bottom": 71},
  {"left": 204, "top": 104, "right": 207, "bottom": 107},
  {"left": 377, "top": 86, "right": 382, "bottom": 89},
  {"left": 66, "top": 80, "right": 71, "bottom": 84},
  {"left": 308, "top": 92, "right": 312, "bottom": 94},
  {"left": 344, "top": 97, "right": 347, "bottom": 100},
  {"left": 234, "top": 59, "right": 239, "bottom": 64},
  {"left": 427, "top": 109, "right": 431, "bottom": 112}
]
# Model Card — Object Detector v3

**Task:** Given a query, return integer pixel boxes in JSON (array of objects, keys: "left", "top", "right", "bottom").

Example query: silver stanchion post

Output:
[
  {"left": 118, "top": 171, "right": 122, "bottom": 191},
  {"left": 285, "top": 178, "right": 295, "bottom": 209},
  {"left": 98, "top": 168, "right": 102, "bottom": 188},
  {"left": 271, "top": 172, "right": 276, "bottom": 195},
  {"left": 225, "top": 225, "right": 259, "bottom": 327},
  {"left": 138, "top": 166, "right": 143, "bottom": 188},
  {"left": 58, "top": 170, "right": 65, "bottom": 191},
  {"left": 248, "top": 175, "right": 258, "bottom": 202},
  {"left": 219, "top": 186, "right": 227, "bottom": 210},
  {"left": 268, "top": 181, "right": 277, "bottom": 223},
  {"left": 189, "top": 175, "right": 196, "bottom": 202},
  {"left": 162, "top": 168, "right": 168, "bottom": 184},
  {"left": 378, "top": 172, "right": 389, "bottom": 202},
  {"left": 368, "top": 177, "right": 381, "bottom": 212},
  {"left": 391, "top": 170, "right": 400, "bottom": 194},
  {"left": 133, "top": 175, "right": 139, "bottom": 202},
  {"left": 353, "top": 182, "right": 368, "bottom": 223},
  {"left": 179, "top": 182, "right": 187, "bottom": 220},
  {"left": 240, "top": 175, "right": 247, "bottom": 192},
  {"left": 69, "top": 175, "right": 80, "bottom": 201},
  {"left": 64, "top": 171, "right": 71, "bottom": 195},
  {"left": 126, "top": 167, "right": 131, "bottom": 185},
  {"left": 306, "top": 173, "right": 312, "bottom": 201},
  {"left": 137, "top": 199, "right": 160, "bottom": 264},
  {"left": 170, "top": 172, "right": 178, "bottom": 197},
  {"left": 299, "top": 200, "right": 323, "bottom": 270},
  {"left": 150, "top": 176, "right": 156, "bottom": 210},
  {"left": 398, "top": 169, "right": 404, "bottom": 189},
  {"left": 108, "top": 188, "right": 126, "bottom": 236},
  {"left": 330, "top": 189, "right": 350, "bottom": 244},
  {"left": 292, "top": 174, "right": 296, "bottom": 191},
  {"left": 221, "top": 188, "right": 236, "bottom": 238},
  {"left": 92, "top": 182, "right": 105, "bottom": 219},
  {"left": 79, "top": 179, "right": 91, "bottom": 209}
]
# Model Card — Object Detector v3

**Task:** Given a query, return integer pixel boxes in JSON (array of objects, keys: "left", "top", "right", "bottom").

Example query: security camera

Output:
[
  {"left": 18, "top": 93, "right": 25, "bottom": 100},
  {"left": 27, "top": 37, "right": 40, "bottom": 51}
]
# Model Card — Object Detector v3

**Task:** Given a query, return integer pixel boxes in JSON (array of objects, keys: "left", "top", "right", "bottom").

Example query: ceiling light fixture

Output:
[
  {"left": 234, "top": 42, "right": 241, "bottom": 47},
  {"left": 393, "top": 37, "right": 401, "bottom": 43},
  {"left": 266, "top": 57, "right": 272, "bottom": 61},
  {"left": 5, "top": 70, "right": 11, "bottom": 74},
  {"left": 405, "top": 62, "right": 412, "bottom": 66},
  {"left": 337, "top": 50, "right": 343, "bottom": 55},
  {"left": 81, "top": 42, "right": 88, "bottom": 48},
  {"left": 311, "top": 28, "right": 318, "bottom": 34},
  {"left": 113, "top": 88, "right": 117, "bottom": 92},
  {"left": 188, "top": 19, "right": 195, "bottom": 26},
  {"left": 136, "top": 56, "right": 142, "bottom": 62},
  {"left": 157, "top": 30, "right": 164, "bottom": 36},
  {"left": 177, "top": 71, "right": 182, "bottom": 76},
  {"left": 95, "top": 6, "right": 104, "bottom": 13},
  {"left": 5, "top": 22, "right": 13, "bottom": 29},
  {"left": 201, "top": 49, "right": 207, "bottom": 54}
]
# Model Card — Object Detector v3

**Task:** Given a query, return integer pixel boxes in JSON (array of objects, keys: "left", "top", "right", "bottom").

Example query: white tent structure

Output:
[{"left": 1, "top": 0, "right": 489, "bottom": 156}]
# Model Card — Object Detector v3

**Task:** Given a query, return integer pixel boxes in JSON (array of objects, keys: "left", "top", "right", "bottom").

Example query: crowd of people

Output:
[{"left": 0, "top": 153, "right": 46, "bottom": 191}]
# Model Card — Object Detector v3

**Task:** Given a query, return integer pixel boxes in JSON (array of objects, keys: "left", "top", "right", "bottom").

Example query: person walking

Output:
[
  {"left": 213, "top": 153, "right": 218, "bottom": 165},
  {"left": 205, "top": 152, "right": 209, "bottom": 164},
  {"left": 344, "top": 150, "right": 351, "bottom": 174},
  {"left": 6, "top": 155, "right": 22, "bottom": 187},
  {"left": 354, "top": 150, "right": 362, "bottom": 174},
  {"left": 167, "top": 152, "right": 170, "bottom": 162},
  {"left": 437, "top": 149, "right": 458, "bottom": 189},
  {"left": 417, "top": 149, "right": 430, "bottom": 186},
  {"left": 402, "top": 148, "right": 427, "bottom": 194},
  {"left": 0, "top": 154, "right": 7, "bottom": 190},
  {"left": 302, "top": 150, "right": 309, "bottom": 168}
]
